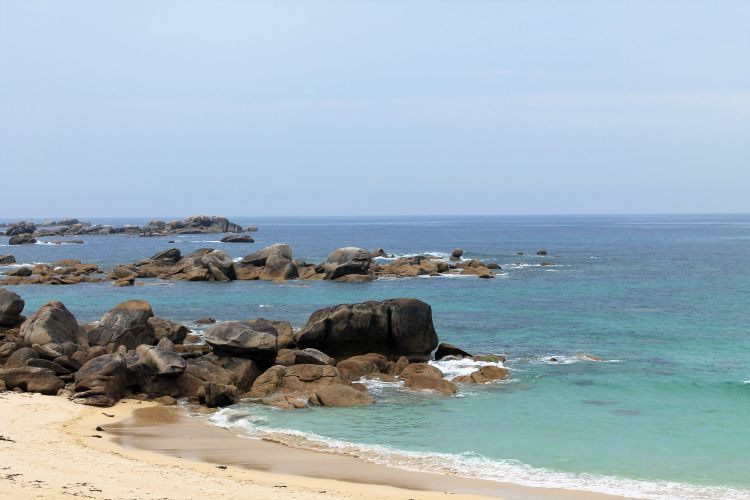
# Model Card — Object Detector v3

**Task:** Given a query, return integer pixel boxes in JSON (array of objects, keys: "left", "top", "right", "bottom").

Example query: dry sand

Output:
[{"left": 0, "top": 392, "right": 622, "bottom": 499}]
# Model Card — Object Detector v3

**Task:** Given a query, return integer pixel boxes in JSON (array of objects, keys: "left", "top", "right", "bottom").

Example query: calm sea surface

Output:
[{"left": 2, "top": 215, "right": 749, "bottom": 498}]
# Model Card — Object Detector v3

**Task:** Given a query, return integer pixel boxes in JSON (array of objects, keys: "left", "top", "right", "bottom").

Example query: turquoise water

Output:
[{"left": 3, "top": 215, "right": 749, "bottom": 498}]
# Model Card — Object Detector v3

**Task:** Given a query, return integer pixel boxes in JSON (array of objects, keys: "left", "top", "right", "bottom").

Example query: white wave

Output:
[
  {"left": 430, "top": 357, "right": 506, "bottom": 379},
  {"left": 375, "top": 251, "right": 451, "bottom": 261},
  {"left": 34, "top": 241, "right": 80, "bottom": 246},
  {"left": 0, "top": 261, "right": 48, "bottom": 268},
  {"left": 356, "top": 377, "right": 404, "bottom": 395},
  {"left": 232, "top": 257, "right": 243, "bottom": 263},
  {"left": 742, "top": 380, "right": 750, "bottom": 385},
  {"left": 505, "top": 262, "right": 542, "bottom": 268},
  {"left": 206, "top": 413, "right": 748, "bottom": 500}
]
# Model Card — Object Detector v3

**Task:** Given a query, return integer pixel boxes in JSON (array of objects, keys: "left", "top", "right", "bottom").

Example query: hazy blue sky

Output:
[{"left": 1, "top": 0, "right": 748, "bottom": 217}]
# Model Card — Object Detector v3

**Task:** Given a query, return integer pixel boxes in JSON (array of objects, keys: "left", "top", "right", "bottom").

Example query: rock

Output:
[
  {"left": 25, "top": 358, "right": 70, "bottom": 376},
  {"left": 198, "top": 382, "right": 237, "bottom": 407},
  {"left": 0, "top": 255, "right": 16, "bottom": 265},
  {"left": 248, "top": 364, "right": 346, "bottom": 398},
  {"left": 260, "top": 253, "right": 298, "bottom": 281},
  {"left": 313, "top": 385, "right": 375, "bottom": 407},
  {"left": 234, "top": 264, "right": 262, "bottom": 280},
  {"left": 199, "top": 250, "right": 236, "bottom": 281},
  {"left": 148, "top": 317, "right": 188, "bottom": 344},
  {"left": 237, "top": 244, "right": 297, "bottom": 281},
  {"left": 334, "top": 274, "right": 373, "bottom": 283},
  {"left": 221, "top": 235, "right": 254, "bottom": 243},
  {"left": 370, "top": 248, "right": 387, "bottom": 258},
  {"left": 399, "top": 362, "right": 443, "bottom": 380},
  {"left": 452, "top": 365, "right": 509, "bottom": 384},
  {"left": 88, "top": 300, "right": 156, "bottom": 351},
  {"left": 295, "top": 298, "right": 439, "bottom": 362},
  {"left": 149, "top": 248, "right": 182, "bottom": 262},
  {"left": 0, "top": 288, "right": 24, "bottom": 326},
  {"left": 177, "top": 354, "right": 260, "bottom": 399},
  {"left": 336, "top": 358, "right": 379, "bottom": 381},
  {"left": 8, "top": 234, "right": 36, "bottom": 245},
  {"left": 434, "top": 343, "right": 473, "bottom": 360},
  {"left": 3, "top": 347, "right": 38, "bottom": 368},
  {"left": 274, "top": 348, "right": 297, "bottom": 366},
  {"left": 4, "top": 266, "right": 31, "bottom": 277},
  {"left": 450, "top": 248, "right": 464, "bottom": 261},
  {"left": 134, "top": 343, "right": 187, "bottom": 377},
  {"left": 388, "top": 355, "right": 409, "bottom": 376},
  {"left": 324, "top": 247, "right": 373, "bottom": 280},
  {"left": 472, "top": 354, "right": 506, "bottom": 363},
  {"left": 73, "top": 352, "right": 128, "bottom": 406},
  {"left": 5, "top": 221, "right": 36, "bottom": 236},
  {"left": 0, "top": 366, "right": 64, "bottom": 394},
  {"left": 537, "top": 249, "right": 548, "bottom": 256},
  {"left": 294, "top": 348, "right": 335, "bottom": 366},
  {"left": 541, "top": 261, "right": 554, "bottom": 267},
  {"left": 153, "top": 396, "right": 177, "bottom": 405},
  {"left": 402, "top": 374, "right": 457, "bottom": 396},
  {"left": 242, "top": 319, "right": 294, "bottom": 349},
  {"left": 245, "top": 225, "right": 258, "bottom": 232},
  {"left": 194, "top": 317, "right": 216, "bottom": 325},
  {"left": 459, "top": 266, "right": 494, "bottom": 279},
  {"left": 204, "top": 322, "right": 278, "bottom": 361},
  {"left": 240, "top": 243, "right": 292, "bottom": 267},
  {"left": 32, "top": 341, "right": 77, "bottom": 360},
  {"left": 21, "top": 301, "right": 82, "bottom": 346}
]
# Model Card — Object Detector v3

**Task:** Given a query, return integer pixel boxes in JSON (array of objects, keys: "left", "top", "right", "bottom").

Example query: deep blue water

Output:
[{"left": 2, "top": 215, "right": 749, "bottom": 498}]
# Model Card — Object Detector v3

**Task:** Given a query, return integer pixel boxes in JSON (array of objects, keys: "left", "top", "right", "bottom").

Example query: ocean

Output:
[{"left": 2, "top": 214, "right": 749, "bottom": 499}]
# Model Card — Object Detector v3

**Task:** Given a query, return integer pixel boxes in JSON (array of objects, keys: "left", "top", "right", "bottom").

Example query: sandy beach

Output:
[{"left": 0, "top": 392, "right": 622, "bottom": 500}]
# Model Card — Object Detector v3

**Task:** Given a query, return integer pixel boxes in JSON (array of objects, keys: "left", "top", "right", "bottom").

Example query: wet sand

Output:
[{"left": 107, "top": 403, "right": 624, "bottom": 500}]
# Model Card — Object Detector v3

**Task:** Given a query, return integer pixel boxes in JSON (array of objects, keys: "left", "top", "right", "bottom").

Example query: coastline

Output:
[{"left": 0, "top": 392, "right": 621, "bottom": 500}]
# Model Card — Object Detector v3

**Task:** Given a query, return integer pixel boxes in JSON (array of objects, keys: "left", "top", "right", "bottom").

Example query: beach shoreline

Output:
[{"left": 0, "top": 392, "right": 621, "bottom": 500}]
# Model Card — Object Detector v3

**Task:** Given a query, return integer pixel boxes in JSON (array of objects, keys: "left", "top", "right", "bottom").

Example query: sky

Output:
[{"left": 0, "top": 0, "right": 748, "bottom": 217}]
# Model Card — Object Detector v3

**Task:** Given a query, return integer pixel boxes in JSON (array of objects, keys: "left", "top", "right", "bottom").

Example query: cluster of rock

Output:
[
  {"left": 1, "top": 259, "right": 105, "bottom": 286},
  {"left": 2, "top": 216, "right": 255, "bottom": 244},
  {"left": 0, "top": 291, "right": 508, "bottom": 410}
]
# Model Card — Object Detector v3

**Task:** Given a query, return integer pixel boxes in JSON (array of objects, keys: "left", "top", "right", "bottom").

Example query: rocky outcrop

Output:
[
  {"left": 399, "top": 363, "right": 457, "bottom": 396},
  {"left": 248, "top": 364, "right": 347, "bottom": 399},
  {"left": 0, "top": 288, "right": 24, "bottom": 326},
  {"left": 9, "top": 234, "right": 36, "bottom": 245},
  {"left": 21, "top": 301, "right": 83, "bottom": 347},
  {"left": 177, "top": 354, "right": 260, "bottom": 400},
  {"left": 0, "top": 255, "right": 15, "bottom": 265},
  {"left": 450, "top": 248, "right": 464, "bottom": 261},
  {"left": 88, "top": 300, "right": 156, "bottom": 351},
  {"left": 73, "top": 352, "right": 128, "bottom": 406},
  {"left": 2, "top": 261, "right": 104, "bottom": 286},
  {"left": 323, "top": 247, "right": 372, "bottom": 280},
  {"left": 203, "top": 322, "right": 278, "bottom": 361},
  {"left": 295, "top": 298, "right": 439, "bottom": 361}
]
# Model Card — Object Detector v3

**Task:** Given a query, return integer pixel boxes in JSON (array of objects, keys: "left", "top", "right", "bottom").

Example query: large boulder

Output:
[
  {"left": 3, "top": 347, "right": 38, "bottom": 368},
  {"left": 0, "top": 366, "right": 64, "bottom": 394},
  {"left": 177, "top": 354, "right": 260, "bottom": 399},
  {"left": 5, "top": 221, "right": 36, "bottom": 236},
  {"left": 295, "top": 298, "right": 439, "bottom": 362},
  {"left": 312, "top": 385, "right": 375, "bottom": 407},
  {"left": 452, "top": 365, "right": 509, "bottom": 384},
  {"left": 248, "top": 364, "right": 347, "bottom": 398},
  {"left": 450, "top": 248, "right": 464, "bottom": 261},
  {"left": 147, "top": 317, "right": 188, "bottom": 344},
  {"left": 237, "top": 244, "right": 298, "bottom": 281},
  {"left": 323, "top": 247, "right": 372, "bottom": 280},
  {"left": 88, "top": 300, "right": 156, "bottom": 351},
  {"left": 0, "top": 288, "right": 24, "bottom": 326},
  {"left": 73, "top": 352, "right": 128, "bottom": 406},
  {"left": 242, "top": 318, "right": 294, "bottom": 349},
  {"left": 21, "top": 301, "right": 82, "bottom": 346},
  {"left": 0, "top": 254, "right": 16, "bottom": 265},
  {"left": 199, "top": 250, "right": 235, "bottom": 281},
  {"left": 221, "top": 235, "right": 253, "bottom": 243},
  {"left": 8, "top": 234, "right": 36, "bottom": 245},
  {"left": 204, "top": 322, "right": 278, "bottom": 361}
]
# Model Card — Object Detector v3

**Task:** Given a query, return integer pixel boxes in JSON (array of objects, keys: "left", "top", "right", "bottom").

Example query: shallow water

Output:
[{"left": 3, "top": 214, "right": 749, "bottom": 498}]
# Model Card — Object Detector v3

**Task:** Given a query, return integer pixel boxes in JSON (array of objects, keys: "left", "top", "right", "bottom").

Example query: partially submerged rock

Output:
[
  {"left": 324, "top": 247, "right": 372, "bottom": 280},
  {"left": 434, "top": 342, "right": 473, "bottom": 360}
]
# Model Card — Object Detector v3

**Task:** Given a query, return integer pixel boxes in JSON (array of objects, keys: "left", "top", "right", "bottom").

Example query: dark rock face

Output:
[
  {"left": 88, "top": 300, "right": 156, "bottom": 351},
  {"left": 295, "top": 298, "right": 439, "bottom": 362},
  {"left": 435, "top": 343, "right": 473, "bottom": 360},
  {"left": 21, "top": 301, "right": 82, "bottom": 346},
  {"left": 204, "top": 322, "right": 278, "bottom": 360},
  {"left": 5, "top": 266, "right": 32, "bottom": 277},
  {"left": 73, "top": 352, "right": 128, "bottom": 406},
  {"left": 537, "top": 249, "right": 548, "bottom": 256},
  {"left": 221, "top": 235, "right": 254, "bottom": 243},
  {"left": 149, "top": 248, "right": 182, "bottom": 262},
  {"left": 9, "top": 234, "right": 37, "bottom": 245},
  {"left": 450, "top": 248, "right": 464, "bottom": 261},
  {"left": 235, "top": 244, "right": 298, "bottom": 281},
  {"left": 0, "top": 288, "right": 24, "bottom": 326},
  {"left": 324, "top": 247, "right": 372, "bottom": 280},
  {"left": 0, "top": 254, "right": 16, "bottom": 265},
  {"left": 5, "top": 221, "right": 36, "bottom": 236},
  {"left": 0, "top": 366, "right": 64, "bottom": 395},
  {"left": 3, "top": 347, "right": 38, "bottom": 368}
]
